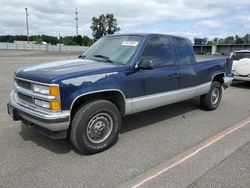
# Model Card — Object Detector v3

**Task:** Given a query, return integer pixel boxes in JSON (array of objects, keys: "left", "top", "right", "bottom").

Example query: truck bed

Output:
[{"left": 196, "top": 55, "right": 227, "bottom": 62}]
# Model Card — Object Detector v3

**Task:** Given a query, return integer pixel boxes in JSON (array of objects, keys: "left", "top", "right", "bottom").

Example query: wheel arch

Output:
[
  {"left": 70, "top": 89, "right": 126, "bottom": 120},
  {"left": 211, "top": 72, "right": 225, "bottom": 85}
]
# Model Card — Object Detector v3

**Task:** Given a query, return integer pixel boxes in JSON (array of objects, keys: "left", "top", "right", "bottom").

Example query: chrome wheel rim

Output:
[
  {"left": 211, "top": 88, "right": 220, "bottom": 105},
  {"left": 86, "top": 112, "right": 113, "bottom": 144}
]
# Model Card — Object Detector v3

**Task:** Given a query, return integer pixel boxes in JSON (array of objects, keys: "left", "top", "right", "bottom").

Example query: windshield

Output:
[
  {"left": 81, "top": 35, "right": 144, "bottom": 65},
  {"left": 231, "top": 52, "right": 250, "bottom": 61}
]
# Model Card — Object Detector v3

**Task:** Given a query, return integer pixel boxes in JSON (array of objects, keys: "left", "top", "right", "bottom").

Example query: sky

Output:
[{"left": 1, "top": 0, "right": 250, "bottom": 40}]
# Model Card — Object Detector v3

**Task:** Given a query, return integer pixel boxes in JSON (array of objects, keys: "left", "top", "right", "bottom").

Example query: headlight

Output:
[
  {"left": 33, "top": 84, "right": 61, "bottom": 111},
  {"left": 34, "top": 99, "right": 50, "bottom": 109},
  {"left": 34, "top": 99, "right": 61, "bottom": 111},
  {"left": 33, "top": 84, "right": 49, "bottom": 95},
  {"left": 33, "top": 84, "right": 60, "bottom": 97}
]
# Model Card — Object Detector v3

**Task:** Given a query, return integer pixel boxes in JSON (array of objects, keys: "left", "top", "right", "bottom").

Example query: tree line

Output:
[
  {"left": 204, "top": 34, "right": 250, "bottom": 45},
  {"left": 0, "top": 35, "right": 93, "bottom": 46},
  {"left": 2, "top": 33, "right": 250, "bottom": 46}
]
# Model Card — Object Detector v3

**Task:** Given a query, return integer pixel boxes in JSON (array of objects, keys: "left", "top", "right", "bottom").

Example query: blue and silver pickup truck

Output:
[{"left": 7, "top": 33, "right": 233, "bottom": 154}]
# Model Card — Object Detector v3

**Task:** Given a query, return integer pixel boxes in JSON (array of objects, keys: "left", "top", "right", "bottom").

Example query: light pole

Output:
[
  {"left": 25, "top": 8, "right": 29, "bottom": 43},
  {"left": 58, "top": 32, "right": 61, "bottom": 52},
  {"left": 75, "top": 8, "right": 78, "bottom": 36}
]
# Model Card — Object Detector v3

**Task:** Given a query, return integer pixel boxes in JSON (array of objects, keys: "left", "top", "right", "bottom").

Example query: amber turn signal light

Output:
[
  {"left": 49, "top": 86, "right": 60, "bottom": 96},
  {"left": 50, "top": 101, "right": 61, "bottom": 111}
]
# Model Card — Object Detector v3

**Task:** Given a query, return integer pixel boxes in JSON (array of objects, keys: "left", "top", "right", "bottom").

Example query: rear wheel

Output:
[
  {"left": 200, "top": 81, "right": 222, "bottom": 111},
  {"left": 70, "top": 100, "right": 121, "bottom": 154}
]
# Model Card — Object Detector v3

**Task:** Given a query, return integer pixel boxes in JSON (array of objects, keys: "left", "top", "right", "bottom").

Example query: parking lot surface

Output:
[{"left": 0, "top": 50, "right": 250, "bottom": 187}]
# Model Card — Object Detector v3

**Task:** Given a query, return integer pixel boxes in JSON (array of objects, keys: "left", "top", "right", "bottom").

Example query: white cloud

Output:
[
  {"left": 0, "top": 0, "right": 249, "bottom": 39},
  {"left": 198, "top": 20, "right": 221, "bottom": 28}
]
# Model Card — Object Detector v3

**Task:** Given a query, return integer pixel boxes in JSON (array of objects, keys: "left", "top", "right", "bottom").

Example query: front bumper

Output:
[{"left": 8, "top": 91, "right": 70, "bottom": 133}]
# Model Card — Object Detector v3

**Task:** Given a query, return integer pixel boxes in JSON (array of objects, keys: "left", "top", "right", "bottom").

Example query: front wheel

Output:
[
  {"left": 200, "top": 81, "right": 222, "bottom": 111},
  {"left": 70, "top": 100, "right": 121, "bottom": 154}
]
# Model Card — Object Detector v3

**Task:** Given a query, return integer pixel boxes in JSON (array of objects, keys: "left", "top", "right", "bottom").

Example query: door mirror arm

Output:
[{"left": 137, "top": 58, "right": 154, "bottom": 70}]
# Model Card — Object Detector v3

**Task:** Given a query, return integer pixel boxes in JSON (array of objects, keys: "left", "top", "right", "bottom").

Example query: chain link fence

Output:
[{"left": 0, "top": 42, "right": 88, "bottom": 52}]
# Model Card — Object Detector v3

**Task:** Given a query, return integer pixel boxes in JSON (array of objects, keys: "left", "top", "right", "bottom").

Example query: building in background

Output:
[
  {"left": 194, "top": 38, "right": 205, "bottom": 45},
  {"left": 193, "top": 41, "right": 250, "bottom": 55}
]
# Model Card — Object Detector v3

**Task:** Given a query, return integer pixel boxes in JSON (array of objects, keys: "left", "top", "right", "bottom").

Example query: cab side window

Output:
[
  {"left": 141, "top": 37, "right": 175, "bottom": 68},
  {"left": 173, "top": 37, "right": 192, "bottom": 65}
]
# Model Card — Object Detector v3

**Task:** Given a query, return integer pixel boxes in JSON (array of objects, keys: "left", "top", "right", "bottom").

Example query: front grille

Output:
[
  {"left": 14, "top": 77, "right": 54, "bottom": 111},
  {"left": 15, "top": 78, "right": 33, "bottom": 105},
  {"left": 16, "top": 79, "right": 32, "bottom": 90},
  {"left": 17, "top": 92, "right": 33, "bottom": 104}
]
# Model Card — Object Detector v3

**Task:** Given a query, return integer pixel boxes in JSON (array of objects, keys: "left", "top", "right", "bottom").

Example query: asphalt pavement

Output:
[{"left": 0, "top": 50, "right": 250, "bottom": 188}]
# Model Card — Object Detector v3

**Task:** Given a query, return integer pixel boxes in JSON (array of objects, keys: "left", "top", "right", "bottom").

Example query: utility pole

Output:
[
  {"left": 58, "top": 32, "right": 61, "bottom": 52},
  {"left": 75, "top": 8, "right": 78, "bottom": 36},
  {"left": 25, "top": 8, "right": 29, "bottom": 43}
]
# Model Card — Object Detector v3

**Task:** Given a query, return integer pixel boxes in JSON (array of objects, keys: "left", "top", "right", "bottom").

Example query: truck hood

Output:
[{"left": 15, "top": 58, "right": 127, "bottom": 83}]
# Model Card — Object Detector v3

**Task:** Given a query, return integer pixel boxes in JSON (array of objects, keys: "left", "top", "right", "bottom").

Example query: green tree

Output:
[
  {"left": 106, "top": 13, "right": 120, "bottom": 35},
  {"left": 82, "top": 35, "right": 93, "bottom": 46},
  {"left": 235, "top": 35, "right": 243, "bottom": 44},
  {"left": 34, "top": 36, "right": 42, "bottom": 44},
  {"left": 213, "top": 37, "right": 219, "bottom": 44},
  {"left": 202, "top": 37, "right": 208, "bottom": 45},
  {"left": 218, "top": 38, "right": 224, "bottom": 44},
  {"left": 0, "top": 35, "right": 14, "bottom": 42},
  {"left": 62, "top": 36, "right": 76, "bottom": 45},
  {"left": 207, "top": 41, "right": 213, "bottom": 45},
  {"left": 90, "top": 13, "right": 120, "bottom": 40},
  {"left": 75, "top": 35, "right": 83, "bottom": 46},
  {"left": 223, "top": 36, "right": 234, "bottom": 44},
  {"left": 242, "top": 34, "right": 250, "bottom": 44},
  {"left": 236, "top": 38, "right": 244, "bottom": 44},
  {"left": 41, "top": 35, "right": 58, "bottom": 45}
]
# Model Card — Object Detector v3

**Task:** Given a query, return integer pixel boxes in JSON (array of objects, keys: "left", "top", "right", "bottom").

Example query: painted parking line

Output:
[{"left": 130, "top": 116, "right": 250, "bottom": 188}]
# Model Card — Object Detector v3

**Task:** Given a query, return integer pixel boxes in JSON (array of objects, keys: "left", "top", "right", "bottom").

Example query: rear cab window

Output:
[
  {"left": 141, "top": 36, "right": 175, "bottom": 68},
  {"left": 172, "top": 37, "right": 195, "bottom": 65}
]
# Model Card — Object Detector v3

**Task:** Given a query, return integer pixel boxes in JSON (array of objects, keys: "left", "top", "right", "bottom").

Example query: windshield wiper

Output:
[
  {"left": 78, "top": 55, "right": 86, "bottom": 59},
  {"left": 93, "top": 54, "right": 113, "bottom": 63}
]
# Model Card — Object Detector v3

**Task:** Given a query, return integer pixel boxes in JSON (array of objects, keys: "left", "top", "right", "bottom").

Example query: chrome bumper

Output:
[
  {"left": 234, "top": 76, "right": 250, "bottom": 81},
  {"left": 223, "top": 77, "right": 233, "bottom": 87},
  {"left": 9, "top": 91, "right": 70, "bottom": 131}
]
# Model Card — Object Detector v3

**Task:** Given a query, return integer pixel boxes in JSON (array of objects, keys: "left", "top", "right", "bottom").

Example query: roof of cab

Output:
[{"left": 108, "top": 33, "right": 189, "bottom": 40}]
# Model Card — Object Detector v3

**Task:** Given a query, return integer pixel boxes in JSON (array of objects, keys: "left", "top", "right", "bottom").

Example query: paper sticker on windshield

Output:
[{"left": 122, "top": 41, "right": 139, "bottom": 46}]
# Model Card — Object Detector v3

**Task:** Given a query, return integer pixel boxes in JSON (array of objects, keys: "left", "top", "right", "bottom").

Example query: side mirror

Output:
[{"left": 138, "top": 58, "right": 153, "bottom": 69}]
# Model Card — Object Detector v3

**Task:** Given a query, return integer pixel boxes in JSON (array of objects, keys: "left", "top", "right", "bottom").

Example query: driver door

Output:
[{"left": 131, "top": 36, "right": 179, "bottom": 113}]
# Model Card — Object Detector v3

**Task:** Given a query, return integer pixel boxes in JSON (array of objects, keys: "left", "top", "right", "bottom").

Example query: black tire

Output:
[
  {"left": 70, "top": 100, "right": 121, "bottom": 154},
  {"left": 200, "top": 81, "right": 222, "bottom": 111}
]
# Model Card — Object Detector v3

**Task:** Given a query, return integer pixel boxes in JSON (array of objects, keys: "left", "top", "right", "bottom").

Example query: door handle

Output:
[{"left": 171, "top": 73, "right": 179, "bottom": 77}]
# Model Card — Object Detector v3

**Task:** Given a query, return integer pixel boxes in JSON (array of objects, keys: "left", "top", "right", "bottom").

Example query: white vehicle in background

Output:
[{"left": 229, "top": 50, "right": 250, "bottom": 81}]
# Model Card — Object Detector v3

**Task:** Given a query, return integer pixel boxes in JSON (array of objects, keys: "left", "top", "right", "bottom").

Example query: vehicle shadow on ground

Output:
[
  {"left": 231, "top": 81, "right": 250, "bottom": 89},
  {"left": 121, "top": 97, "right": 200, "bottom": 133},
  {"left": 19, "top": 124, "right": 77, "bottom": 154},
  {"left": 18, "top": 98, "right": 201, "bottom": 154}
]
